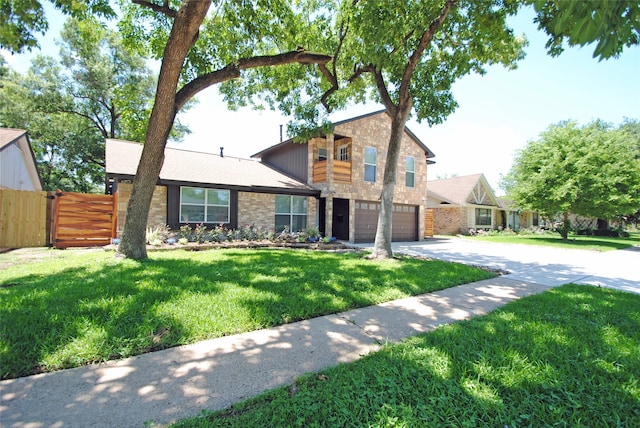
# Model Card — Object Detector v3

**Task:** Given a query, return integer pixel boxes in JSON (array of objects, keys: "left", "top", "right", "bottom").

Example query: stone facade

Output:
[
  {"left": 307, "top": 112, "right": 427, "bottom": 241},
  {"left": 237, "top": 191, "right": 317, "bottom": 231},
  {"left": 434, "top": 206, "right": 463, "bottom": 235},
  {"left": 115, "top": 182, "right": 166, "bottom": 237}
]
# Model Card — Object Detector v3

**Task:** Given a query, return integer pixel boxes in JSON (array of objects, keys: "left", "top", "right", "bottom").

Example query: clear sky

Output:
[{"left": 3, "top": 5, "right": 639, "bottom": 195}]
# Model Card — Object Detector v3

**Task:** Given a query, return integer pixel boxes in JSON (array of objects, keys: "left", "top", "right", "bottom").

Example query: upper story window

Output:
[
  {"left": 318, "top": 147, "right": 327, "bottom": 161},
  {"left": 475, "top": 208, "right": 492, "bottom": 226},
  {"left": 405, "top": 156, "right": 415, "bottom": 187},
  {"left": 275, "top": 195, "right": 308, "bottom": 232},
  {"left": 338, "top": 144, "right": 349, "bottom": 161},
  {"left": 180, "top": 187, "right": 230, "bottom": 223},
  {"left": 364, "top": 146, "right": 377, "bottom": 182}
]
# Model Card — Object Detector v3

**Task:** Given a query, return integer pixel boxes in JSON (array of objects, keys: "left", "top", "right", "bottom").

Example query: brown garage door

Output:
[{"left": 354, "top": 201, "right": 418, "bottom": 243}]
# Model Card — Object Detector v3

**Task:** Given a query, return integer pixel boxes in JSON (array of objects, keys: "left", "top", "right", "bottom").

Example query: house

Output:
[
  {"left": 0, "top": 128, "right": 43, "bottom": 191},
  {"left": 106, "top": 110, "right": 434, "bottom": 242},
  {"left": 105, "top": 139, "right": 320, "bottom": 237},
  {"left": 426, "top": 173, "right": 538, "bottom": 235},
  {"left": 252, "top": 110, "right": 434, "bottom": 242}
]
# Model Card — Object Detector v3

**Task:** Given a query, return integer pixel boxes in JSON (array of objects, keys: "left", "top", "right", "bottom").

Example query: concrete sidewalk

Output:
[{"left": 0, "top": 276, "right": 550, "bottom": 428}]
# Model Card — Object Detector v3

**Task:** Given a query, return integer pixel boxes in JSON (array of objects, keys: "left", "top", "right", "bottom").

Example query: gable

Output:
[
  {"left": 0, "top": 129, "right": 43, "bottom": 191},
  {"left": 427, "top": 174, "right": 498, "bottom": 207}
]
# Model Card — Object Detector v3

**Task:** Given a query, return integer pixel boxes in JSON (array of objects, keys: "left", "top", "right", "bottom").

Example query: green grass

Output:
[
  {"left": 174, "top": 284, "right": 640, "bottom": 428},
  {"left": 0, "top": 248, "right": 494, "bottom": 380},
  {"left": 464, "top": 231, "right": 640, "bottom": 252}
]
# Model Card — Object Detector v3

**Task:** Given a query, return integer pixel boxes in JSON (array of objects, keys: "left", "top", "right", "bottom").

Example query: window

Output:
[
  {"left": 180, "top": 187, "right": 230, "bottom": 223},
  {"left": 532, "top": 212, "right": 539, "bottom": 226},
  {"left": 475, "top": 208, "right": 492, "bottom": 226},
  {"left": 364, "top": 147, "right": 377, "bottom": 182},
  {"left": 338, "top": 144, "right": 349, "bottom": 161},
  {"left": 318, "top": 147, "right": 327, "bottom": 161},
  {"left": 405, "top": 156, "right": 415, "bottom": 187},
  {"left": 275, "top": 195, "right": 308, "bottom": 232}
]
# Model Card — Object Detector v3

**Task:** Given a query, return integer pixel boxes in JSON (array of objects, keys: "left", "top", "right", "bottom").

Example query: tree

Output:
[
  {"left": 529, "top": 0, "right": 640, "bottom": 60},
  {"left": 501, "top": 120, "right": 640, "bottom": 239},
  {"left": 0, "top": 17, "right": 167, "bottom": 191},
  {"left": 282, "top": 0, "right": 526, "bottom": 258}
]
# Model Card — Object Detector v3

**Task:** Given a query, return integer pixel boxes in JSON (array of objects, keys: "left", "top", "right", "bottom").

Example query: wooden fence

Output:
[
  {"left": 53, "top": 191, "right": 117, "bottom": 249},
  {"left": 425, "top": 208, "right": 434, "bottom": 237},
  {"left": 0, "top": 189, "right": 49, "bottom": 248}
]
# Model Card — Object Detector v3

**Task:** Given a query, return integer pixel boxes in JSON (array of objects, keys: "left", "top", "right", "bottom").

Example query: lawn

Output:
[
  {"left": 174, "top": 284, "right": 640, "bottom": 428},
  {"left": 0, "top": 248, "right": 495, "bottom": 379},
  {"left": 464, "top": 231, "right": 640, "bottom": 252}
]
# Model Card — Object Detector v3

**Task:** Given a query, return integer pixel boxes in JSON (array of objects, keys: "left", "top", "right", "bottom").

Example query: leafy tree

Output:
[
  {"left": 502, "top": 120, "right": 640, "bottom": 239},
  {"left": 264, "top": 0, "right": 525, "bottom": 258},
  {"left": 0, "top": 17, "right": 169, "bottom": 191},
  {"left": 0, "top": 60, "right": 105, "bottom": 191},
  {"left": 529, "top": 0, "right": 640, "bottom": 60}
]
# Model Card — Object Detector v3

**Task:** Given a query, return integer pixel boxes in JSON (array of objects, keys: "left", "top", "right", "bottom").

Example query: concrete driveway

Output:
[{"left": 358, "top": 237, "right": 640, "bottom": 295}]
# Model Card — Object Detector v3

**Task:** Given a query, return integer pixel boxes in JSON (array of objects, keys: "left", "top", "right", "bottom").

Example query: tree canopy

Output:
[
  {"left": 0, "top": 17, "right": 169, "bottom": 192},
  {"left": 502, "top": 119, "right": 640, "bottom": 238},
  {"left": 530, "top": 0, "right": 640, "bottom": 60}
]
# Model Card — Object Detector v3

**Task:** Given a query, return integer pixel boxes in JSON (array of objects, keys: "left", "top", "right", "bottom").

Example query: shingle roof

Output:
[
  {"left": 427, "top": 173, "right": 485, "bottom": 205},
  {"left": 105, "top": 139, "right": 319, "bottom": 195},
  {"left": 0, "top": 128, "right": 27, "bottom": 150}
]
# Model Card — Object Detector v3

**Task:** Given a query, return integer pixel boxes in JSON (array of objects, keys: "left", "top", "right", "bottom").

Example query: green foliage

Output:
[
  {"left": 0, "top": 248, "right": 493, "bottom": 379},
  {"left": 530, "top": 0, "right": 640, "bottom": 60},
  {"left": 174, "top": 284, "right": 640, "bottom": 427},
  {"left": 0, "top": 0, "right": 115, "bottom": 53},
  {"left": 502, "top": 119, "right": 640, "bottom": 227}
]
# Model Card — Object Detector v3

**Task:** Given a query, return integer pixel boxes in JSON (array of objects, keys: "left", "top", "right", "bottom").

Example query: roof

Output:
[
  {"left": 427, "top": 174, "right": 486, "bottom": 205},
  {"left": 251, "top": 110, "right": 436, "bottom": 160},
  {"left": 105, "top": 139, "right": 319, "bottom": 196},
  {"left": 0, "top": 128, "right": 27, "bottom": 150}
]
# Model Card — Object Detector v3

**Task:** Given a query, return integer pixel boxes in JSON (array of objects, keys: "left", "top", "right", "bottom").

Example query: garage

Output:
[{"left": 354, "top": 200, "right": 418, "bottom": 243}]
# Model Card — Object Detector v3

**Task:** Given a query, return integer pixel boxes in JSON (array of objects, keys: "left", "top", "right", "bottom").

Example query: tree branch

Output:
[
  {"left": 401, "top": 0, "right": 459, "bottom": 98},
  {"left": 318, "top": 21, "right": 349, "bottom": 112},
  {"left": 175, "top": 49, "right": 332, "bottom": 111},
  {"left": 132, "top": 0, "right": 178, "bottom": 18},
  {"left": 372, "top": 68, "right": 397, "bottom": 115}
]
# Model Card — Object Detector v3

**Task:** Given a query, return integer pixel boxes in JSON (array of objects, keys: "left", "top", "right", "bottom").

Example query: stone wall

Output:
[
  {"left": 434, "top": 206, "right": 462, "bottom": 235},
  {"left": 115, "top": 182, "right": 166, "bottom": 237},
  {"left": 237, "top": 192, "right": 317, "bottom": 232}
]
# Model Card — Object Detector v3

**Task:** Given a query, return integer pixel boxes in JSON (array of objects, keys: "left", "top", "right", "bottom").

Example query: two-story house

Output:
[
  {"left": 106, "top": 110, "right": 434, "bottom": 243},
  {"left": 253, "top": 110, "right": 434, "bottom": 242}
]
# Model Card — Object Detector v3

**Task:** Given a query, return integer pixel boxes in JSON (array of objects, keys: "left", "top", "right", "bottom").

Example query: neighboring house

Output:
[
  {"left": 426, "top": 173, "right": 538, "bottom": 235},
  {"left": 105, "top": 139, "right": 320, "bottom": 237},
  {"left": 497, "top": 197, "right": 540, "bottom": 230},
  {"left": 252, "top": 110, "right": 434, "bottom": 242},
  {"left": 106, "top": 110, "right": 434, "bottom": 242},
  {"left": 0, "top": 128, "right": 43, "bottom": 191}
]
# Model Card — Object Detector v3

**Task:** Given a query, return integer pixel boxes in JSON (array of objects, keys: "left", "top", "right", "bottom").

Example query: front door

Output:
[{"left": 332, "top": 198, "right": 349, "bottom": 240}]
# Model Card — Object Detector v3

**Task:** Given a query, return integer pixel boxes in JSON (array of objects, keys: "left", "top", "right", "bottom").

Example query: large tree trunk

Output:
[
  {"left": 371, "top": 106, "right": 412, "bottom": 259},
  {"left": 118, "top": 1, "right": 211, "bottom": 259}
]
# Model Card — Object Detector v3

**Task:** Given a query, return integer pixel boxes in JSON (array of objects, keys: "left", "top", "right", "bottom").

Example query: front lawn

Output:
[
  {"left": 465, "top": 231, "right": 640, "bottom": 252},
  {"left": 0, "top": 248, "right": 494, "bottom": 379},
  {"left": 174, "top": 284, "right": 640, "bottom": 427}
]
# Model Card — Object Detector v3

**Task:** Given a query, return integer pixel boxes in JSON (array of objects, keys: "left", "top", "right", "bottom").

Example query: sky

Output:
[{"left": 2, "top": 5, "right": 639, "bottom": 195}]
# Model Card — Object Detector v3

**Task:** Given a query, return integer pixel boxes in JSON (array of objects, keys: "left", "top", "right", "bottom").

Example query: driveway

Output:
[{"left": 357, "top": 237, "right": 640, "bottom": 295}]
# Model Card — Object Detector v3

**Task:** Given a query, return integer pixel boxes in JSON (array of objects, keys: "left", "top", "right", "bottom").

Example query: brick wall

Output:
[
  {"left": 237, "top": 191, "right": 317, "bottom": 231},
  {"left": 115, "top": 182, "right": 167, "bottom": 237},
  {"left": 434, "top": 206, "right": 462, "bottom": 235}
]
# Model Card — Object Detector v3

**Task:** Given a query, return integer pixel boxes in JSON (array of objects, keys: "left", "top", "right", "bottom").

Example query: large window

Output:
[
  {"left": 405, "top": 156, "right": 415, "bottom": 187},
  {"left": 475, "top": 208, "right": 492, "bottom": 226},
  {"left": 180, "top": 187, "right": 230, "bottom": 223},
  {"left": 275, "top": 195, "right": 308, "bottom": 232},
  {"left": 364, "top": 146, "right": 377, "bottom": 182}
]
